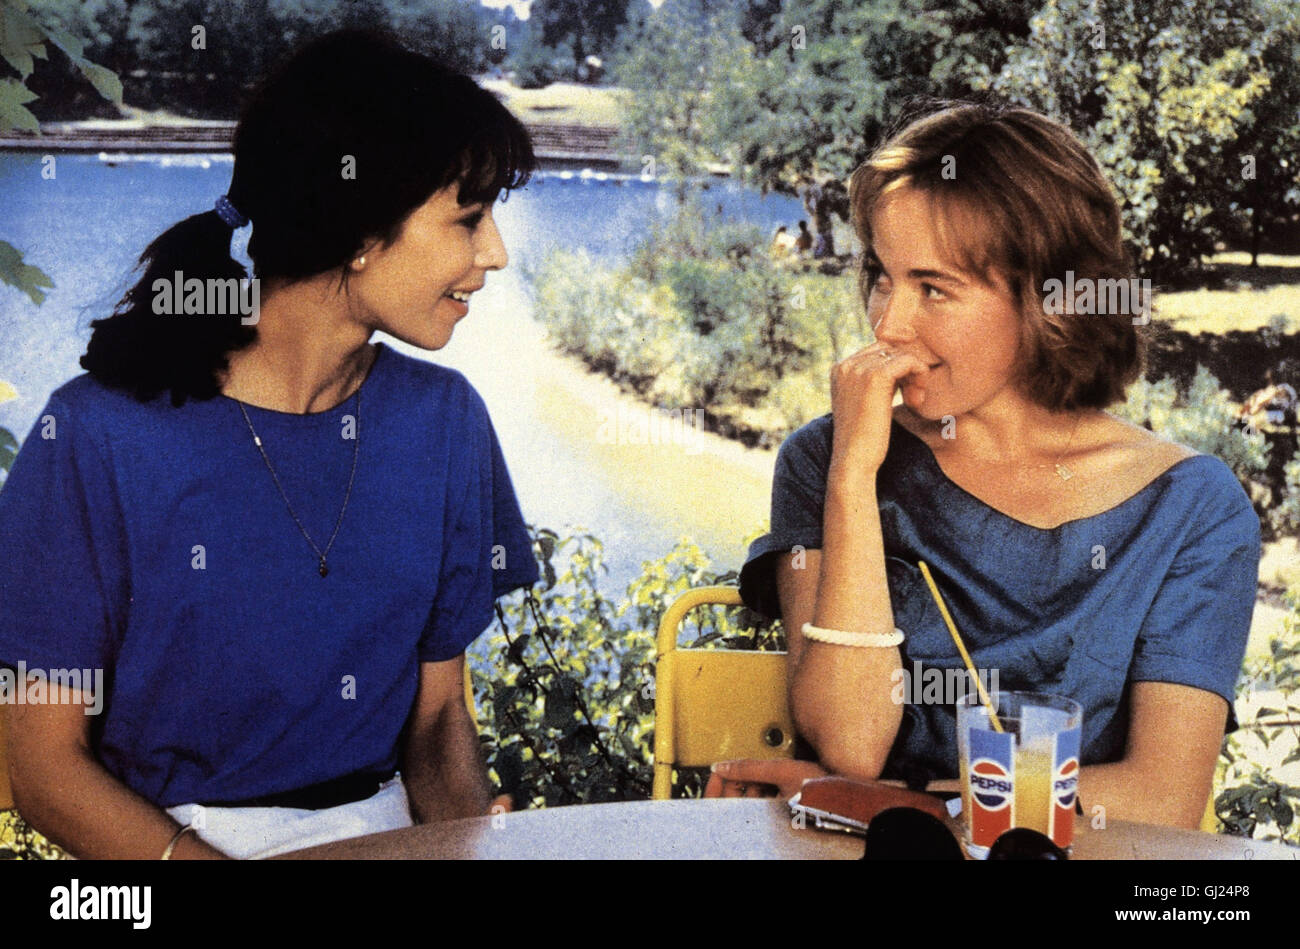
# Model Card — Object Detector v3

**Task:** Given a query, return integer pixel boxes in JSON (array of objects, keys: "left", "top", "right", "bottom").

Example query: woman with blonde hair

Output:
[{"left": 711, "top": 102, "right": 1258, "bottom": 829}]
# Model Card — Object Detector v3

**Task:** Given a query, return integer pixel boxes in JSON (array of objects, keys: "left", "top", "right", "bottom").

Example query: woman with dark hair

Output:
[
  {"left": 0, "top": 30, "right": 538, "bottom": 858},
  {"left": 709, "top": 102, "right": 1259, "bottom": 830}
]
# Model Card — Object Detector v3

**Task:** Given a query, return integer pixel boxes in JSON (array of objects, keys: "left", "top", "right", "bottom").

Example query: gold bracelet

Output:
[
  {"left": 801, "top": 622, "right": 904, "bottom": 648},
  {"left": 160, "top": 823, "right": 197, "bottom": 860}
]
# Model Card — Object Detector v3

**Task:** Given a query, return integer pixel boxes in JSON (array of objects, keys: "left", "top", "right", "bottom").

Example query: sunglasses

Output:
[{"left": 860, "top": 807, "right": 1069, "bottom": 860}]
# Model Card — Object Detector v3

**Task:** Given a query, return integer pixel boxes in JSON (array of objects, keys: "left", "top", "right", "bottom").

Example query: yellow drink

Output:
[{"left": 1013, "top": 743, "right": 1054, "bottom": 836}]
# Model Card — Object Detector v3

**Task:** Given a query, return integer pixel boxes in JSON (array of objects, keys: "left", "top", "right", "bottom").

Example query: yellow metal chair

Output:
[
  {"left": 652, "top": 586, "right": 795, "bottom": 799},
  {"left": 650, "top": 587, "right": 1223, "bottom": 828}
]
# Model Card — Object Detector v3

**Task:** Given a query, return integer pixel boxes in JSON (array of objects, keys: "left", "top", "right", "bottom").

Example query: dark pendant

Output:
[{"left": 319, "top": 560, "right": 329, "bottom": 577}]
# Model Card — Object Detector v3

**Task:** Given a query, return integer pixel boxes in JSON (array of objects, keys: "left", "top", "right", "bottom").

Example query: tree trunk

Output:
[{"left": 1250, "top": 205, "right": 1260, "bottom": 269}]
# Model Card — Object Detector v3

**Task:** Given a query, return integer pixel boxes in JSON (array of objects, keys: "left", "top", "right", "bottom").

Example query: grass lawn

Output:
[
  {"left": 1155, "top": 252, "right": 1300, "bottom": 334},
  {"left": 481, "top": 79, "right": 626, "bottom": 127}
]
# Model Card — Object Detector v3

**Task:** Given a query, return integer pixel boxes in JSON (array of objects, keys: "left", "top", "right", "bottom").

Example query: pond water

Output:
[{"left": 0, "top": 152, "right": 805, "bottom": 591}]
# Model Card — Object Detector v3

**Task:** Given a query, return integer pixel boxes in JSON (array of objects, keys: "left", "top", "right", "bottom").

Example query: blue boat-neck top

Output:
[
  {"left": 0, "top": 342, "right": 538, "bottom": 807},
  {"left": 739, "top": 414, "right": 1260, "bottom": 789}
]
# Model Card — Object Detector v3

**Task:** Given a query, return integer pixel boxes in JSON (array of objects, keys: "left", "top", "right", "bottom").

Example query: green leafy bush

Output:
[
  {"left": 0, "top": 811, "right": 68, "bottom": 859},
  {"left": 1216, "top": 585, "right": 1300, "bottom": 844},
  {"left": 510, "top": 34, "right": 570, "bottom": 89},
  {"left": 1274, "top": 449, "right": 1300, "bottom": 536},
  {"left": 531, "top": 200, "right": 867, "bottom": 447},
  {"left": 1112, "top": 365, "right": 1271, "bottom": 481},
  {"left": 469, "top": 526, "right": 782, "bottom": 807}
]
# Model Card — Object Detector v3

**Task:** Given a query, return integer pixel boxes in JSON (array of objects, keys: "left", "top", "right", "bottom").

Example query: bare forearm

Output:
[
  {"left": 403, "top": 706, "right": 492, "bottom": 823},
  {"left": 12, "top": 749, "right": 227, "bottom": 860},
  {"left": 814, "top": 474, "right": 895, "bottom": 631},
  {"left": 1075, "top": 762, "right": 1207, "bottom": 829},
  {"left": 794, "top": 476, "right": 903, "bottom": 777}
]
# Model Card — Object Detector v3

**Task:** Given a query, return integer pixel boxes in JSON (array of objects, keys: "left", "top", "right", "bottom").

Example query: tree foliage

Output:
[
  {"left": 615, "top": 1, "right": 1033, "bottom": 193},
  {"left": 533, "top": 0, "right": 630, "bottom": 73},
  {"left": 609, "top": 0, "right": 753, "bottom": 181},
  {"left": 975, "top": 0, "right": 1298, "bottom": 281},
  {"left": 616, "top": 0, "right": 1300, "bottom": 278},
  {"left": 1, "top": 0, "right": 123, "bottom": 303},
  {"left": 18, "top": 0, "right": 502, "bottom": 117}
]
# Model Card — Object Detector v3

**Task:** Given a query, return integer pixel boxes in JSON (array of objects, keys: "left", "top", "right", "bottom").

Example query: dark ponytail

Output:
[
  {"left": 82, "top": 29, "right": 535, "bottom": 405},
  {"left": 81, "top": 210, "right": 255, "bottom": 406}
]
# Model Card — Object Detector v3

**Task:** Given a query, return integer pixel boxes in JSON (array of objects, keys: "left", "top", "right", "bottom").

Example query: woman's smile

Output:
[{"left": 441, "top": 282, "right": 483, "bottom": 316}]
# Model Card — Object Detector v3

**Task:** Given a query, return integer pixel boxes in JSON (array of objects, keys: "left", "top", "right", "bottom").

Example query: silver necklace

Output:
[{"left": 236, "top": 390, "right": 360, "bottom": 577}]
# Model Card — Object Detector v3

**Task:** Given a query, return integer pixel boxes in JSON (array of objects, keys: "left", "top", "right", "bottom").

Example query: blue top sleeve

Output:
[
  {"left": 417, "top": 390, "right": 537, "bottom": 662},
  {"left": 0, "top": 395, "right": 129, "bottom": 674},
  {"left": 738, "top": 415, "right": 831, "bottom": 618},
  {"left": 1127, "top": 463, "right": 1260, "bottom": 706}
]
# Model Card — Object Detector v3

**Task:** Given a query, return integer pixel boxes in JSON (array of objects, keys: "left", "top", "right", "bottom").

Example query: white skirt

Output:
[{"left": 164, "top": 774, "right": 414, "bottom": 859}]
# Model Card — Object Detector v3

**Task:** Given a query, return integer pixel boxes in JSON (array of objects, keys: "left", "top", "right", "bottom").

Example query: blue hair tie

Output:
[{"left": 214, "top": 195, "right": 249, "bottom": 229}]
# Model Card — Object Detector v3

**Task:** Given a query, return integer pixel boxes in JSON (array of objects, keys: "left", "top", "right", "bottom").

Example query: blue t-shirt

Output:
[
  {"left": 739, "top": 415, "right": 1260, "bottom": 788},
  {"left": 0, "top": 342, "right": 538, "bottom": 807}
]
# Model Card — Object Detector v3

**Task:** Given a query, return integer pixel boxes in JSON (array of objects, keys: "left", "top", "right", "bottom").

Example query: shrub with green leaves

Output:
[
  {"left": 1216, "top": 584, "right": 1300, "bottom": 844},
  {"left": 1274, "top": 449, "right": 1300, "bottom": 536},
  {"left": 530, "top": 199, "right": 867, "bottom": 446},
  {"left": 469, "top": 526, "right": 781, "bottom": 807},
  {"left": 1112, "top": 365, "right": 1271, "bottom": 482}
]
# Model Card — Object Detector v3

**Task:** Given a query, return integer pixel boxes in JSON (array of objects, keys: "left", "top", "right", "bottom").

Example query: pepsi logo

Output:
[
  {"left": 1053, "top": 757, "right": 1079, "bottom": 808},
  {"left": 969, "top": 758, "right": 1012, "bottom": 810}
]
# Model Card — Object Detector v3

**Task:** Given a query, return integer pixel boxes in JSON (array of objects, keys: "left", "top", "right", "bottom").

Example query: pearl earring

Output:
[{"left": 355, "top": 255, "right": 366, "bottom": 269}]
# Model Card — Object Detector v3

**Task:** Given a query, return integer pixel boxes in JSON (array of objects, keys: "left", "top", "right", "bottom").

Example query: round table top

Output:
[{"left": 278, "top": 798, "right": 1300, "bottom": 860}]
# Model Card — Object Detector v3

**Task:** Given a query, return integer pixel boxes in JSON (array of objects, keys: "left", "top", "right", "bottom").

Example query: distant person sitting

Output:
[
  {"left": 770, "top": 226, "right": 798, "bottom": 260},
  {"left": 795, "top": 220, "right": 813, "bottom": 256},
  {"left": 812, "top": 222, "right": 834, "bottom": 259},
  {"left": 1239, "top": 369, "right": 1297, "bottom": 427}
]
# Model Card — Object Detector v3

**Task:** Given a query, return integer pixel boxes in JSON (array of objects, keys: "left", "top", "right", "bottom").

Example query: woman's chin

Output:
[{"left": 390, "top": 326, "right": 454, "bottom": 352}]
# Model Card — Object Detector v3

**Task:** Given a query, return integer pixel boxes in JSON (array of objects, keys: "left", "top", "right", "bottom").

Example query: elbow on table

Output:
[{"left": 791, "top": 705, "right": 900, "bottom": 782}]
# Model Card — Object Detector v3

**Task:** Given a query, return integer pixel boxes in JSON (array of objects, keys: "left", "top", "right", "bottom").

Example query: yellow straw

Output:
[{"left": 917, "top": 560, "right": 1004, "bottom": 733}]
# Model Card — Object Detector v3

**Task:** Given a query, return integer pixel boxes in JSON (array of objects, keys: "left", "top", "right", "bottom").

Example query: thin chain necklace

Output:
[
  {"left": 236, "top": 390, "right": 361, "bottom": 577},
  {"left": 946, "top": 415, "right": 1082, "bottom": 481},
  {"left": 1034, "top": 414, "right": 1081, "bottom": 481},
  {"left": 1001, "top": 415, "right": 1081, "bottom": 481}
]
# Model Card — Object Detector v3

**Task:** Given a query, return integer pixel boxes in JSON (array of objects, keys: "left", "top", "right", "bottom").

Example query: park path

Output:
[{"left": 380, "top": 268, "right": 776, "bottom": 591}]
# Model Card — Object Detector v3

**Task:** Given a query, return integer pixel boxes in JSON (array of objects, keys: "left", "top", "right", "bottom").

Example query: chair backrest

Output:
[{"left": 652, "top": 586, "right": 795, "bottom": 799}]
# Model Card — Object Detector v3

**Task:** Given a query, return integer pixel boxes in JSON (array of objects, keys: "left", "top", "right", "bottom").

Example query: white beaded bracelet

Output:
[{"left": 801, "top": 622, "right": 905, "bottom": 648}]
